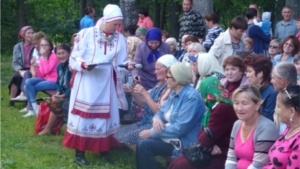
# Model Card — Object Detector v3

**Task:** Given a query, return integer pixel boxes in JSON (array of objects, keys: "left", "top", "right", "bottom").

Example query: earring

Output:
[{"left": 290, "top": 118, "right": 293, "bottom": 122}]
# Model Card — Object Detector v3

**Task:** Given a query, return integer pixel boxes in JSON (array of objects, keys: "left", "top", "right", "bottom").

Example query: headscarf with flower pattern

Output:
[{"left": 199, "top": 76, "right": 232, "bottom": 127}]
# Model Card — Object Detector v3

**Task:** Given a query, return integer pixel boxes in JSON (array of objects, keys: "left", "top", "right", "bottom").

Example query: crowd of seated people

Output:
[{"left": 7, "top": 2, "right": 300, "bottom": 169}]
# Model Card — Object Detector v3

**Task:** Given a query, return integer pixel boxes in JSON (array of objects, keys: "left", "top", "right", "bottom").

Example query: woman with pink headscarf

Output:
[
  {"left": 62, "top": 4, "right": 128, "bottom": 166},
  {"left": 8, "top": 26, "right": 34, "bottom": 107}
]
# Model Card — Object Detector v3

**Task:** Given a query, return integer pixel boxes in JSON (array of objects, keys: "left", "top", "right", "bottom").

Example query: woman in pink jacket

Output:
[
  {"left": 23, "top": 37, "right": 60, "bottom": 117},
  {"left": 137, "top": 9, "right": 154, "bottom": 29}
]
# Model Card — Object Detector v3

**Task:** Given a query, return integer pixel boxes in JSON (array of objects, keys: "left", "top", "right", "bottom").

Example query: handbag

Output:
[
  {"left": 35, "top": 102, "right": 63, "bottom": 135},
  {"left": 183, "top": 127, "right": 214, "bottom": 168}
]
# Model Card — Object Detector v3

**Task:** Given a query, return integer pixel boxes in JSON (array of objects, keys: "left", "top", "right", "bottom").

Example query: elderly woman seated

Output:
[
  {"left": 114, "top": 54, "right": 178, "bottom": 151},
  {"left": 168, "top": 54, "right": 238, "bottom": 169},
  {"left": 135, "top": 62, "right": 206, "bottom": 169}
]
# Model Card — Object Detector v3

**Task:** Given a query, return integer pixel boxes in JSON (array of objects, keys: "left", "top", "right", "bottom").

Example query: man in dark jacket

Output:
[{"left": 179, "top": 0, "right": 205, "bottom": 42}]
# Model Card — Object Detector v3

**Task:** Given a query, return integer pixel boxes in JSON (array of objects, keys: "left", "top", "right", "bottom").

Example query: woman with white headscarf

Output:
[
  {"left": 63, "top": 4, "right": 128, "bottom": 166},
  {"left": 114, "top": 54, "right": 178, "bottom": 152}
]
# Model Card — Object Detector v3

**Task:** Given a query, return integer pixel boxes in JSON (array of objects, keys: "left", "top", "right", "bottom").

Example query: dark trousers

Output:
[{"left": 136, "top": 138, "right": 174, "bottom": 169}]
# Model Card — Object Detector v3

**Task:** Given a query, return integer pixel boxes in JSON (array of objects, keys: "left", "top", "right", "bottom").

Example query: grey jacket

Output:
[
  {"left": 12, "top": 42, "right": 34, "bottom": 72},
  {"left": 225, "top": 115, "right": 279, "bottom": 169}
]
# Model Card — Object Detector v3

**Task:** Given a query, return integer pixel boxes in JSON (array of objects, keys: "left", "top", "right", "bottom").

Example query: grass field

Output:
[{"left": 1, "top": 55, "right": 136, "bottom": 169}]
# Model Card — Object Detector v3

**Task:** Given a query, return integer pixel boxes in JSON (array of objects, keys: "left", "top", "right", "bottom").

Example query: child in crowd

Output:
[
  {"left": 254, "top": 12, "right": 272, "bottom": 38},
  {"left": 294, "top": 54, "right": 300, "bottom": 85},
  {"left": 161, "top": 30, "right": 169, "bottom": 42}
]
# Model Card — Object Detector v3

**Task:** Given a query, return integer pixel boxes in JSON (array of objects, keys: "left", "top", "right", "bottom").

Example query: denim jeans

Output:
[
  {"left": 24, "top": 78, "right": 57, "bottom": 110},
  {"left": 136, "top": 138, "right": 174, "bottom": 169},
  {"left": 21, "top": 71, "right": 32, "bottom": 92}
]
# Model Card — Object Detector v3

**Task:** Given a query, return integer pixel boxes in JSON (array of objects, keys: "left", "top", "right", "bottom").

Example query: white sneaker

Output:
[
  {"left": 34, "top": 105, "right": 40, "bottom": 115},
  {"left": 11, "top": 95, "right": 27, "bottom": 101},
  {"left": 19, "top": 107, "right": 28, "bottom": 113},
  {"left": 23, "top": 110, "right": 36, "bottom": 118}
]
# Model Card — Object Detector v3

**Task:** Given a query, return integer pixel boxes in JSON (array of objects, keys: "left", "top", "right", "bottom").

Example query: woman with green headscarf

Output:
[{"left": 168, "top": 75, "right": 238, "bottom": 169}]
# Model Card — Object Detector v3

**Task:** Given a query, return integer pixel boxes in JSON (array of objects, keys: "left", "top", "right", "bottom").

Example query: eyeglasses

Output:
[
  {"left": 166, "top": 76, "right": 173, "bottom": 79},
  {"left": 282, "top": 87, "right": 292, "bottom": 99},
  {"left": 269, "top": 45, "right": 278, "bottom": 49},
  {"left": 40, "top": 44, "right": 50, "bottom": 47}
]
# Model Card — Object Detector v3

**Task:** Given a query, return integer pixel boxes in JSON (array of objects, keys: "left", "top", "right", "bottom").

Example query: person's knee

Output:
[
  {"left": 137, "top": 139, "right": 151, "bottom": 152},
  {"left": 24, "top": 71, "right": 32, "bottom": 78}
]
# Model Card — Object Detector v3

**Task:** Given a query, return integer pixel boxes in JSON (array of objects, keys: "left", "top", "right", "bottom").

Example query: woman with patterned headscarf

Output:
[
  {"left": 62, "top": 4, "right": 128, "bottom": 166},
  {"left": 168, "top": 76, "right": 237, "bottom": 169},
  {"left": 8, "top": 26, "right": 34, "bottom": 107}
]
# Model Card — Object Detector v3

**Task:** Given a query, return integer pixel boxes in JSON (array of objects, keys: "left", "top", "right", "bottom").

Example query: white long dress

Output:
[{"left": 63, "top": 26, "right": 128, "bottom": 152}]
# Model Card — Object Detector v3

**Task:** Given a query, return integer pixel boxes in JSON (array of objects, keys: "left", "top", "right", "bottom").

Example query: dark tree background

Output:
[{"left": 1, "top": 0, "right": 299, "bottom": 54}]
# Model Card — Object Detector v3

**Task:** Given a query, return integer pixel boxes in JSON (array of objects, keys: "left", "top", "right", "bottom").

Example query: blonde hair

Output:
[
  {"left": 245, "top": 37, "right": 253, "bottom": 47},
  {"left": 31, "top": 31, "right": 46, "bottom": 41},
  {"left": 197, "top": 53, "right": 224, "bottom": 78},
  {"left": 232, "top": 84, "right": 261, "bottom": 105},
  {"left": 127, "top": 37, "right": 141, "bottom": 61},
  {"left": 181, "top": 35, "right": 189, "bottom": 42},
  {"left": 187, "top": 42, "right": 206, "bottom": 53}
]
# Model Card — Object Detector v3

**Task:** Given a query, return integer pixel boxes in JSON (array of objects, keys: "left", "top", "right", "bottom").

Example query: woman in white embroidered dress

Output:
[{"left": 62, "top": 4, "right": 128, "bottom": 166}]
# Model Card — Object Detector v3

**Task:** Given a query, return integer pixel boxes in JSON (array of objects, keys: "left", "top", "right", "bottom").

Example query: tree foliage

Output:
[{"left": 1, "top": 0, "right": 290, "bottom": 55}]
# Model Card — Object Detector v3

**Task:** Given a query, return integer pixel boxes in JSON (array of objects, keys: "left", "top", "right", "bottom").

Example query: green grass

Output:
[{"left": 1, "top": 55, "right": 136, "bottom": 169}]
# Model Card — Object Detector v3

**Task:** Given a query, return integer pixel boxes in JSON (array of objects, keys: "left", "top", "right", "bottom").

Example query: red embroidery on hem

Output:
[{"left": 71, "top": 109, "right": 111, "bottom": 118}]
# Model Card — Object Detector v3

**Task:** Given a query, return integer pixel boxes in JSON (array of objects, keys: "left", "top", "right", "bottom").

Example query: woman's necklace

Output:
[{"left": 285, "top": 125, "right": 300, "bottom": 139}]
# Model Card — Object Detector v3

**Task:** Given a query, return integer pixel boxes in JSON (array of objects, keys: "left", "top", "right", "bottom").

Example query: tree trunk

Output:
[
  {"left": 286, "top": 0, "right": 299, "bottom": 18},
  {"left": 17, "top": 0, "right": 25, "bottom": 32},
  {"left": 120, "top": 0, "right": 138, "bottom": 27},
  {"left": 274, "top": 0, "right": 285, "bottom": 29},
  {"left": 80, "top": 0, "right": 86, "bottom": 18},
  {"left": 169, "top": 1, "right": 181, "bottom": 39},
  {"left": 153, "top": 0, "right": 160, "bottom": 28},
  {"left": 86, "top": 0, "right": 93, "bottom": 7},
  {"left": 159, "top": 0, "right": 167, "bottom": 30},
  {"left": 192, "top": 0, "right": 213, "bottom": 18}
]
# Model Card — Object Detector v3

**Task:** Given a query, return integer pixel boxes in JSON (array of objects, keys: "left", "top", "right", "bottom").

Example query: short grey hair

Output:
[
  {"left": 187, "top": 42, "right": 206, "bottom": 53},
  {"left": 274, "top": 62, "right": 297, "bottom": 85}
]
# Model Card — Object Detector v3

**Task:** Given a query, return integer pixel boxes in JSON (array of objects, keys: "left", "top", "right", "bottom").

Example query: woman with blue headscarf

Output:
[{"left": 131, "top": 28, "right": 171, "bottom": 90}]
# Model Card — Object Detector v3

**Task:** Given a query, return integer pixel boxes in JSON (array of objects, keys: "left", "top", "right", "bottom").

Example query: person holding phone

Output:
[{"left": 130, "top": 28, "right": 171, "bottom": 90}]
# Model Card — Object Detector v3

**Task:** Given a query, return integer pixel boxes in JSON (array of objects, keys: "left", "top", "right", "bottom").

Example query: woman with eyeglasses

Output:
[
  {"left": 268, "top": 39, "right": 281, "bottom": 59},
  {"left": 272, "top": 35, "right": 300, "bottom": 67},
  {"left": 168, "top": 53, "right": 237, "bottom": 169},
  {"left": 23, "top": 37, "right": 60, "bottom": 117},
  {"left": 263, "top": 85, "right": 300, "bottom": 169},
  {"left": 136, "top": 62, "right": 205, "bottom": 169}
]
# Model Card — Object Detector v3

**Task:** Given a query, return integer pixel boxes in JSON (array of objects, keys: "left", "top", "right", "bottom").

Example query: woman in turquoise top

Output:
[{"left": 272, "top": 35, "right": 300, "bottom": 67}]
